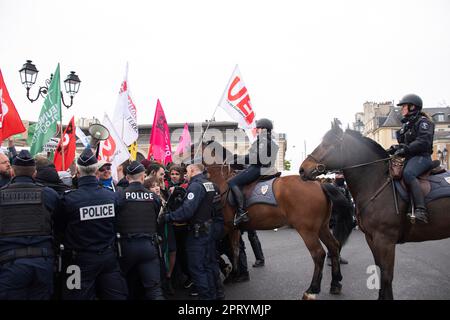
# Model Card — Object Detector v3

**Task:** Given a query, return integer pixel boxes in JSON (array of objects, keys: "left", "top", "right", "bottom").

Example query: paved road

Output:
[{"left": 217, "top": 227, "right": 450, "bottom": 300}]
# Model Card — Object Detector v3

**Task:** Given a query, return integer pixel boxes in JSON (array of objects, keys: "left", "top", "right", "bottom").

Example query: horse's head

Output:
[{"left": 300, "top": 118, "right": 345, "bottom": 181}]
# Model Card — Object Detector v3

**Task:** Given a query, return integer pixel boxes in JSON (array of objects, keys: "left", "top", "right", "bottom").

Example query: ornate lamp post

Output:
[
  {"left": 19, "top": 60, "right": 81, "bottom": 108},
  {"left": 19, "top": 60, "right": 81, "bottom": 169},
  {"left": 443, "top": 148, "right": 448, "bottom": 169}
]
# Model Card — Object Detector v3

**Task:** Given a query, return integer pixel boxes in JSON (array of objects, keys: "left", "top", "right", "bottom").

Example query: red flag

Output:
[
  {"left": 0, "top": 69, "right": 26, "bottom": 142},
  {"left": 147, "top": 99, "right": 173, "bottom": 165},
  {"left": 54, "top": 116, "right": 76, "bottom": 171}
]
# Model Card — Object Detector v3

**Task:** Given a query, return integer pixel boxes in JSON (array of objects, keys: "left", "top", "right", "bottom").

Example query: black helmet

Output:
[
  {"left": 397, "top": 94, "right": 423, "bottom": 110},
  {"left": 255, "top": 118, "right": 273, "bottom": 131}
]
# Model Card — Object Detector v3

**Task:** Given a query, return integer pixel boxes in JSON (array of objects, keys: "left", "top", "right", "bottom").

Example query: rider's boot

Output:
[
  {"left": 409, "top": 179, "right": 429, "bottom": 224},
  {"left": 231, "top": 185, "right": 249, "bottom": 225}
]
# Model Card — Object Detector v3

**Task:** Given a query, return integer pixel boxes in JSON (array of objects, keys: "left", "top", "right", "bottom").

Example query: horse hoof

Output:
[
  {"left": 330, "top": 284, "right": 342, "bottom": 295},
  {"left": 302, "top": 292, "right": 317, "bottom": 300}
]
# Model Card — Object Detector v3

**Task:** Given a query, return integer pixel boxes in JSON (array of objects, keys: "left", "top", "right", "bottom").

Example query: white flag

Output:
[
  {"left": 75, "top": 126, "right": 90, "bottom": 147},
  {"left": 98, "top": 114, "right": 131, "bottom": 181},
  {"left": 218, "top": 65, "right": 257, "bottom": 141},
  {"left": 112, "top": 63, "right": 138, "bottom": 146}
]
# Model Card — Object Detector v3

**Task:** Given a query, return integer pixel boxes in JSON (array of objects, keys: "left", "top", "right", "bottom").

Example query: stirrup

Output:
[{"left": 233, "top": 211, "right": 249, "bottom": 225}]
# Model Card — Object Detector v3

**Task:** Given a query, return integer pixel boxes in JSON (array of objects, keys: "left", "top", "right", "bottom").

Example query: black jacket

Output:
[{"left": 396, "top": 113, "right": 434, "bottom": 158}]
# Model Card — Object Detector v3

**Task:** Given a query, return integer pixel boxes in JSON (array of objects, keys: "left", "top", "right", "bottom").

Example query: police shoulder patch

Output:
[
  {"left": 420, "top": 122, "right": 429, "bottom": 130},
  {"left": 202, "top": 182, "right": 215, "bottom": 192},
  {"left": 187, "top": 192, "right": 195, "bottom": 200}
]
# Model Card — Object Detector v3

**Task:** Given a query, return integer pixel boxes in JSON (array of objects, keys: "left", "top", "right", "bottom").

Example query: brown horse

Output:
[
  {"left": 186, "top": 140, "right": 353, "bottom": 299},
  {"left": 299, "top": 120, "right": 450, "bottom": 300}
]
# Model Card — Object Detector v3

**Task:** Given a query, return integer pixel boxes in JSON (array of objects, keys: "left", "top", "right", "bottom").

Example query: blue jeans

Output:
[{"left": 403, "top": 156, "right": 432, "bottom": 184}]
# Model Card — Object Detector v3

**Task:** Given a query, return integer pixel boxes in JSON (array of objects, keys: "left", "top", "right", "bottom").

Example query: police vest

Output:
[
  {"left": 0, "top": 183, "right": 52, "bottom": 237},
  {"left": 117, "top": 186, "right": 158, "bottom": 234},
  {"left": 190, "top": 180, "right": 216, "bottom": 225}
]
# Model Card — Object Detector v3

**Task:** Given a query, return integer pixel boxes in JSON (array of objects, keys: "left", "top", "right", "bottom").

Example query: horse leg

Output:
[
  {"left": 319, "top": 224, "right": 343, "bottom": 294},
  {"left": 297, "top": 229, "right": 326, "bottom": 299},
  {"left": 368, "top": 233, "right": 396, "bottom": 300},
  {"left": 228, "top": 228, "right": 241, "bottom": 281}
]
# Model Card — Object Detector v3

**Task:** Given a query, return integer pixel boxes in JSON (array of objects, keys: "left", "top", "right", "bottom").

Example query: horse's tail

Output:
[{"left": 320, "top": 183, "right": 354, "bottom": 247}]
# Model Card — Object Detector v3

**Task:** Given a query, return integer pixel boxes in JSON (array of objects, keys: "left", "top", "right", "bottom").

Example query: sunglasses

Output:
[{"left": 99, "top": 165, "right": 112, "bottom": 172}]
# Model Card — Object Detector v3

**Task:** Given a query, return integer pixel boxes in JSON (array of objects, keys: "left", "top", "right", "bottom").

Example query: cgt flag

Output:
[
  {"left": 98, "top": 113, "right": 131, "bottom": 181},
  {"left": 218, "top": 65, "right": 257, "bottom": 141},
  {"left": 30, "top": 64, "right": 61, "bottom": 156},
  {"left": 0, "top": 69, "right": 26, "bottom": 143},
  {"left": 54, "top": 116, "right": 76, "bottom": 171},
  {"left": 147, "top": 99, "right": 172, "bottom": 165}
]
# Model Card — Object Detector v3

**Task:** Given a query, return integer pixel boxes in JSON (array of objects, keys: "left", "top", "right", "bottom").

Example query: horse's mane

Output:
[
  {"left": 345, "top": 129, "right": 388, "bottom": 159},
  {"left": 189, "top": 140, "right": 243, "bottom": 169}
]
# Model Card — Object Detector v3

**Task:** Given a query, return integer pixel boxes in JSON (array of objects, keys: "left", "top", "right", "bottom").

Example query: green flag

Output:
[
  {"left": 26, "top": 123, "right": 36, "bottom": 146},
  {"left": 30, "top": 64, "right": 62, "bottom": 156}
]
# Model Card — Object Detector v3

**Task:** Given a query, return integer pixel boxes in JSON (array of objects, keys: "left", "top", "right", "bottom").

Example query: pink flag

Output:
[
  {"left": 147, "top": 99, "right": 173, "bottom": 165},
  {"left": 175, "top": 123, "right": 191, "bottom": 155}
]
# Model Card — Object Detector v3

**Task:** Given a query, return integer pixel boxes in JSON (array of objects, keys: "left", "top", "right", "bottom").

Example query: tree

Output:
[{"left": 284, "top": 159, "right": 291, "bottom": 171}]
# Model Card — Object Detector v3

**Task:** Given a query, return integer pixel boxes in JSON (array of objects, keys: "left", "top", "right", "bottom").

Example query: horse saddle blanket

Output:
[
  {"left": 394, "top": 170, "right": 450, "bottom": 204},
  {"left": 228, "top": 176, "right": 279, "bottom": 208}
]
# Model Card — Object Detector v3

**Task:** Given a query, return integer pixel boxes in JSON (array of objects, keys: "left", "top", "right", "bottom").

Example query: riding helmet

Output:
[
  {"left": 397, "top": 94, "right": 423, "bottom": 110},
  {"left": 256, "top": 118, "right": 273, "bottom": 131}
]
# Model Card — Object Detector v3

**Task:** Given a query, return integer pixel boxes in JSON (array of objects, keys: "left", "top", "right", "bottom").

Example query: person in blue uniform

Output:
[
  {"left": 0, "top": 150, "right": 60, "bottom": 300},
  {"left": 388, "top": 94, "right": 435, "bottom": 223},
  {"left": 116, "top": 161, "right": 164, "bottom": 300},
  {"left": 56, "top": 148, "right": 128, "bottom": 300},
  {"left": 161, "top": 163, "right": 217, "bottom": 300}
]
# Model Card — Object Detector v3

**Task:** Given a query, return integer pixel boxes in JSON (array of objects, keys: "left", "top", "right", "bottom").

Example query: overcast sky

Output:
[{"left": 1, "top": 0, "right": 450, "bottom": 169}]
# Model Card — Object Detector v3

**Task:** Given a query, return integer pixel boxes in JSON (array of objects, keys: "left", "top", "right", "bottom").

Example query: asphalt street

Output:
[{"left": 172, "top": 226, "right": 450, "bottom": 300}]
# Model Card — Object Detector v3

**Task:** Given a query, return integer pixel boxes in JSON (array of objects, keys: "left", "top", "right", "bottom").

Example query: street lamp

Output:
[
  {"left": 437, "top": 150, "right": 443, "bottom": 164},
  {"left": 354, "top": 119, "right": 365, "bottom": 133},
  {"left": 19, "top": 60, "right": 81, "bottom": 108},
  {"left": 443, "top": 148, "right": 448, "bottom": 169}
]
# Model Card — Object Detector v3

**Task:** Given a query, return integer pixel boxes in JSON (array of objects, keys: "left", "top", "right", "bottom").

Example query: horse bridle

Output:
[{"left": 306, "top": 132, "right": 391, "bottom": 175}]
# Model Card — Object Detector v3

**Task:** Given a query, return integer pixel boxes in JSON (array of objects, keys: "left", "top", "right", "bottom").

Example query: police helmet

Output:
[
  {"left": 397, "top": 94, "right": 423, "bottom": 111},
  {"left": 255, "top": 118, "right": 273, "bottom": 131}
]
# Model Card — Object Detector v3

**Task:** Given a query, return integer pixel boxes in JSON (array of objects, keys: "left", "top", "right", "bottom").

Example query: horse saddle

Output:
[
  {"left": 227, "top": 172, "right": 281, "bottom": 208},
  {"left": 394, "top": 160, "right": 450, "bottom": 204}
]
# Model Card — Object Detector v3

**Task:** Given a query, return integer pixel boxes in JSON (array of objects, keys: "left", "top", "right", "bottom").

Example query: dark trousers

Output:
[
  {"left": 186, "top": 233, "right": 215, "bottom": 300},
  {"left": 247, "top": 230, "right": 265, "bottom": 262},
  {"left": 228, "top": 165, "right": 260, "bottom": 187},
  {"left": 403, "top": 155, "right": 433, "bottom": 184},
  {"left": 119, "top": 238, "right": 164, "bottom": 300},
  {"left": 173, "top": 224, "right": 190, "bottom": 283},
  {"left": 0, "top": 257, "right": 53, "bottom": 300},
  {"left": 62, "top": 249, "right": 128, "bottom": 300}
]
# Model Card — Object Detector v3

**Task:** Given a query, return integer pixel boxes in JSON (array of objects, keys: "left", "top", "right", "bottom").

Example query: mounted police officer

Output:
[
  {"left": 229, "top": 118, "right": 279, "bottom": 225},
  {"left": 161, "top": 162, "right": 217, "bottom": 300},
  {"left": 116, "top": 161, "right": 164, "bottom": 300},
  {"left": 0, "top": 150, "right": 59, "bottom": 299},
  {"left": 389, "top": 94, "right": 434, "bottom": 223},
  {"left": 57, "top": 148, "right": 128, "bottom": 299}
]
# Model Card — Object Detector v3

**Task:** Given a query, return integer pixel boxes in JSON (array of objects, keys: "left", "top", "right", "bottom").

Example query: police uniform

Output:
[
  {"left": 393, "top": 94, "right": 435, "bottom": 223},
  {"left": 229, "top": 118, "right": 279, "bottom": 225},
  {"left": 116, "top": 161, "right": 164, "bottom": 300},
  {"left": 0, "top": 150, "right": 59, "bottom": 300},
  {"left": 164, "top": 172, "right": 217, "bottom": 300},
  {"left": 56, "top": 148, "right": 127, "bottom": 300}
]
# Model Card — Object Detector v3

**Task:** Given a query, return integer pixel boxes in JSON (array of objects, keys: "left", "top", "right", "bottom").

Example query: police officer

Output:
[
  {"left": 389, "top": 94, "right": 434, "bottom": 223},
  {"left": 57, "top": 148, "right": 128, "bottom": 300},
  {"left": 116, "top": 161, "right": 164, "bottom": 300},
  {"left": 161, "top": 163, "right": 217, "bottom": 300},
  {"left": 229, "top": 118, "right": 279, "bottom": 225},
  {"left": 0, "top": 150, "right": 59, "bottom": 299}
]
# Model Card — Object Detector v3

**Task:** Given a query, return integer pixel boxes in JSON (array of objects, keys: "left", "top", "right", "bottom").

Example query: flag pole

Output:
[
  {"left": 60, "top": 110, "right": 65, "bottom": 171},
  {"left": 194, "top": 65, "right": 237, "bottom": 159}
]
